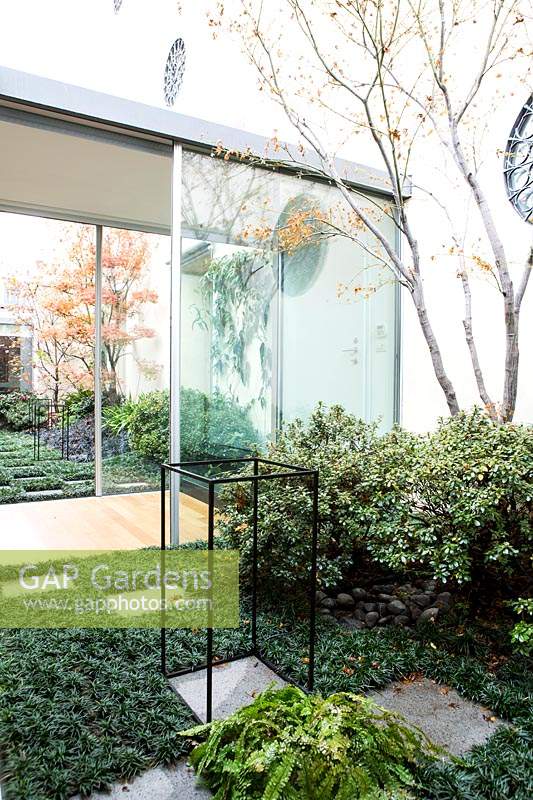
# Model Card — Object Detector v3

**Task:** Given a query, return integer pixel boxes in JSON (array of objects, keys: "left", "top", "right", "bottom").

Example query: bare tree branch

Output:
[{"left": 218, "top": 0, "right": 532, "bottom": 419}]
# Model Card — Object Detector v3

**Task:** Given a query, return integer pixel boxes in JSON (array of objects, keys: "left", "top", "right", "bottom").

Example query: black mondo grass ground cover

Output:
[
  {"left": 0, "top": 629, "right": 194, "bottom": 800},
  {"left": 0, "top": 610, "right": 531, "bottom": 800}
]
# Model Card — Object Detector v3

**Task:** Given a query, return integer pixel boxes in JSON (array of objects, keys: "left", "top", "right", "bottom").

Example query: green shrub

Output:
[
  {"left": 102, "top": 398, "right": 138, "bottom": 436},
  {"left": 126, "top": 387, "right": 260, "bottom": 464},
  {"left": 183, "top": 387, "right": 261, "bottom": 458},
  {"left": 0, "top": 486, "right": 20, "bottom": 502},
  {"left": 0, "top": 456, "right": 34, "bottom": 468},
  {"left": 0, "top": 392, "right": 32, "bottom": 431},
  {"left": 6, "top": 465, "right": 44, "bottom": 479},
  {"left": 510, "top": 598, "right": 533, "bottom": 656},
  {"left": 61, "top": 481, "right": 94, "bottom": 499},
  {"left": 219, "top": 405, "right": 533, "bottom": 591},
  {"left": 64, "top": 388, "right": 94, "bottom": 422},
  {"left": 16, "top": 476, "right": 64, "bottom": 492},
  {"left": 364, "top": 409, "right": 533, "bottom": 585},
  {"left": 218, "top": 404, "right": 378, "bottom": 590},
  {"left": 126, "top": 390, "right": 170, "bottom": 464},
  {"left": 180, "top": 387, "right": 261, "bottom": 460},
  {"left": 181, "top": 685, "right": 437, "bottom": 800}
]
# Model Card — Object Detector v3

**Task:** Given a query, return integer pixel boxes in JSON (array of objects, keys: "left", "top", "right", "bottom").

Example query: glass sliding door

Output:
[
  {"left": 0, "top": 217, "right": 173, "bottom": 504},
  {"left": 100, "top": 227, "right": 171, "bottom": 496},
  {"left": 0, "top": 213, "right": 96, "bottom": 504},
  {"left": 0, "top": 216, "right": 174, "bottom": 504},
  {"left": 0, "top": 154, "right": 399, "bottom": 516}
]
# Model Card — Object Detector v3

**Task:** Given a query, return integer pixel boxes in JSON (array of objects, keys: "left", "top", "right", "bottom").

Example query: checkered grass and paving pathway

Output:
[
  {"left": 0, "top": 430, "right": 159, "bottom": 503},
  {"left": 0, "top": 431, "right": 94, "bottom": 503},
  {"left": 1, "top": 613, "right": 531, "bottom": 800}
]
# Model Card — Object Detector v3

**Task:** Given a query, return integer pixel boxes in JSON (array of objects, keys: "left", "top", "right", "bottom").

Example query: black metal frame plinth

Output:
[
  {"left": 160, "top": 456, "right": 319, "bottom": 723},
  {"left": 29, "top": 398, "right": 70, "bottom": 462}
]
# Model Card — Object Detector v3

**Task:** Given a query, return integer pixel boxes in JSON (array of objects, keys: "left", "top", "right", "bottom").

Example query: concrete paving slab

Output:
[
  {"left": 369, "top": 676, "right": 507, "bottom": 755},
  {"left": 72, "top": 657, "right": 286, "bottom": 798},
  {"left": 71, "top": 761, "right": 212, "bottom": 799},
  {"left": 24, "top": 488, "right": 64, "bottom": 498},
  {"left": 170, "top": 655, "right": 287, "bottom": 723}
]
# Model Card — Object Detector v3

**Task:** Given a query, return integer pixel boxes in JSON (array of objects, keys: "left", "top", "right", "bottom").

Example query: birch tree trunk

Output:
[
  {"left": 449, "top": 122, "right": 519, "bottom": 421},
  {"left": 411, "top": 277, "right": 460, "bottom": 415}
]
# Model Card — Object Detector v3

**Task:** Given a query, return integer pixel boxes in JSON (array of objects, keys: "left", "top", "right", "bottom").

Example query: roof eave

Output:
[{"left": 0, "top": 65, "right": 412, "bottom": 199}]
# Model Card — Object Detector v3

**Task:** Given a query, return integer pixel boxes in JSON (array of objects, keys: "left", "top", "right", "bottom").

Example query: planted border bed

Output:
[{"left": 0, "top": 607, "right": 531, "bottom": 800}]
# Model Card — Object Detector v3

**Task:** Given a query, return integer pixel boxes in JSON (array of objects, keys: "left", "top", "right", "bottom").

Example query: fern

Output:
[
  {"left": 180, "top": 685, "right": 440, "bottom": 799},
  {"left": 264, "top": 753, "right": 297, "bottom": 800}
]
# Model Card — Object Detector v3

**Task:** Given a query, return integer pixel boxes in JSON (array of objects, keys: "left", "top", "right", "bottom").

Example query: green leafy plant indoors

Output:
[{"left": 181, "top": 685, "right": 438, "bottom": 800}]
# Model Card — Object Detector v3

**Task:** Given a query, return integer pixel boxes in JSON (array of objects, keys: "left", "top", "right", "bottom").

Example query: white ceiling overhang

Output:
[{"left": 0, "top": 112, "right": 172, "bottom": 233}]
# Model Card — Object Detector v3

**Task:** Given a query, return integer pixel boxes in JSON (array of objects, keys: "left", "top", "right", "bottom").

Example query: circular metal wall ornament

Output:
[
  {"left": 504, "top": 94, "right": 533, "bottom": 223},
  {"left": 275, "top": 194, "right": 327, "bottom": 297},
  {"left": 113, "top": 0, "right": 123, "bottom": 12},
  {"left": 163, "top": 38, "right": 186, "bottom": 107}
]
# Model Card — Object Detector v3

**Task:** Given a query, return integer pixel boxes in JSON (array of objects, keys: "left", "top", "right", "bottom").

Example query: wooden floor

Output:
[{"left": 0, "top": 491, "right": 208, "bottom": 549}]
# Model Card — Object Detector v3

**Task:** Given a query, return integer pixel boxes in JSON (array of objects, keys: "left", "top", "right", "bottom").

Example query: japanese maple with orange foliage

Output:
[{"left": 9, "top": 226, "right": 158, "bottom": 406}]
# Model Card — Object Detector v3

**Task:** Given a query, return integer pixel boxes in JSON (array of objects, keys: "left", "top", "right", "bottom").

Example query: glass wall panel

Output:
[
  {"left": 0, "top": 214, "right": 95, "bottom": 504},
  {"left": 0, "top": 117, "right": 172, "bottom": 509},
  {"left": 100, "top": 227, "right": 171, "bottom": 496},
  {"left": 181, "top": 151, "right": 399, "bottom": 451},
  {"left": 278, "top": 179, "right": 398, "bottom": 431},
  {"left": 181, "top": 153, "right": 278, "bottom": 457}
]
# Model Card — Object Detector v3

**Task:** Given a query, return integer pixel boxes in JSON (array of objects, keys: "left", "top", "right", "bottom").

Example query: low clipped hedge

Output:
[{"left": 0, "top": 432, "right": 96, "bottom": 504}]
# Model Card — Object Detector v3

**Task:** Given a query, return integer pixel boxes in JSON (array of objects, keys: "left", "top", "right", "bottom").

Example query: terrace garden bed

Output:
[{"left": 0, "top": 405, "right": 531, "bottom": 799}]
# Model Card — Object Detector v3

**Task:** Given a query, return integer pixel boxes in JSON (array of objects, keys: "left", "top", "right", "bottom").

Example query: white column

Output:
[
  {"left": 94, "top": 225, "right": 103, "bottom": 497},
  {"left": 170, "top": 142, "right": 182, "bottom": 544}
]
